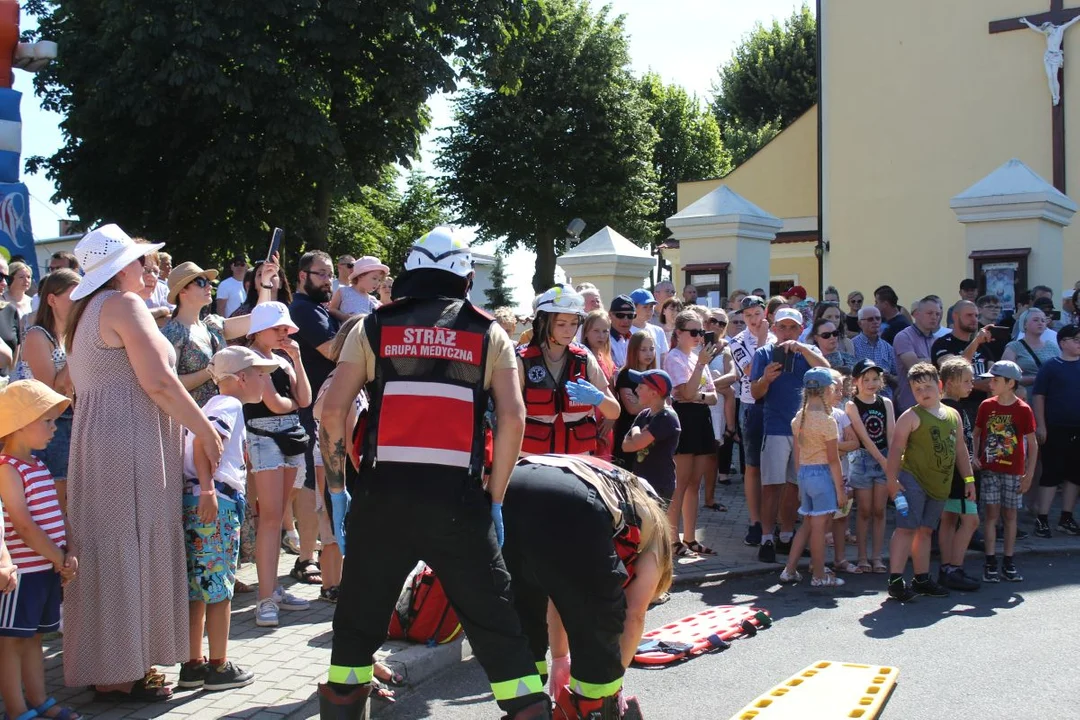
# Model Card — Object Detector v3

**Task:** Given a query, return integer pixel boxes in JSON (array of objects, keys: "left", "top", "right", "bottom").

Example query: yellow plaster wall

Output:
[
  {"left": 822, "top": 0, "right": 1080, "bottom": 302},
  {"left": 676, "top": 106, "right": 818, "bottom": 218},
  {"left": 770, "top": 255, "right": 820, "bottom": 292}
]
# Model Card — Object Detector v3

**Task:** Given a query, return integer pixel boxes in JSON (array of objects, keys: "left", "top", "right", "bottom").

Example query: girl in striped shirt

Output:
[{"left": 0, "top": 379, "right": 79, "bottom": 720}]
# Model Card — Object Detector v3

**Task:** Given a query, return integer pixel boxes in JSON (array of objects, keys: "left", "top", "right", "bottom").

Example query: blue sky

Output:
[{"left": 19, "top": 0, "right": 809, "bottom": 309}]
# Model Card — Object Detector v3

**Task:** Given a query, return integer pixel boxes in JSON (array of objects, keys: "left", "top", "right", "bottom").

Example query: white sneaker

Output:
[
  {"left": 779, "top": 569, "right": 802, "bottom": 584},
  {"left": 255, "top": 598, "right": 279, "bottom": 627},
  {"left": 272, "top": 585, "right": 310, "bottom": 611},
  {"left": 810, "top": 575, "right": 845, "bottom": 588}
]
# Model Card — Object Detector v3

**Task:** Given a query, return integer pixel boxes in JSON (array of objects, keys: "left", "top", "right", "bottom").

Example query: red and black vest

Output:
[
  {"left": 360, "top": 297, "right": 492, "bottom": 486},
  {"left": 518, "top": 344, "right": 598, "bottom": 455}
]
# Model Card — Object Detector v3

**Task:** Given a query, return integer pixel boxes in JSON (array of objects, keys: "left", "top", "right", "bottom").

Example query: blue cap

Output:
[
  {"left": 803, "top": 367, "right": 835, "bottom": 389},
  {"left": 979, "top": 360, "right": 1023, "bottom": 382},
  {"left": 629, "top": 288, "right": 656, "bottom": 306},
  {"left": 627, "top": 369, "right": 673, "bottom": 397}
]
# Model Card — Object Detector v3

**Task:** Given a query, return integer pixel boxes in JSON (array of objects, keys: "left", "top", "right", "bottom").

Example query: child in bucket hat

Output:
[{"left": 0, "top": 379, "right": 79, "bottom": 720}]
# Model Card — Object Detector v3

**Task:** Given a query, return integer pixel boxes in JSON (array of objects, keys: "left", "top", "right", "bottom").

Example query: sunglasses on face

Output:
[
  {"left": 707, "top": 318, "right": 728, "bottom": 327},
  {"left": 816, "top": 330, "right": 841, "bottom": 339},
  {"left": 731, "top": 319, "right": 745, "bottom": 326},
  {"left": 341, "top": 263, "right": 355, "bottom": 270},
  {"left": 612, "top": 312, "right": 634, "bottom": 320},
  {"left": 188, "top": 276, "right": 211, "bottom": 289},
  {"left": 680, "top": 328, "right": 704, "bottom": 337}
]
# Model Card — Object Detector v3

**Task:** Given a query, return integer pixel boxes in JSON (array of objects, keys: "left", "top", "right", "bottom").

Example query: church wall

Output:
[
  {"left": 770, "top": 255, "right": 819, "bottom": 294},
  {"left": 677, "top": 106, "right": 818, "bottom": 220},
  {"left": 821, "top": 0, "right": 1080, "bottom": 302}
]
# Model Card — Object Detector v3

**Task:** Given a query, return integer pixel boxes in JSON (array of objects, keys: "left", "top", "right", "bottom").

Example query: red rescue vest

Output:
[
  {"left": 518, "top": 344, "right": 598, "bottom": 455},
  {"left": 360, "top": 297, "right": 492, "bottom": 486}
]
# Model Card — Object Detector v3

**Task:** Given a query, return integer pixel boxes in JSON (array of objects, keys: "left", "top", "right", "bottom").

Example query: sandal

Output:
[
  {"left": 856, "top": 560, "right": 873, "bottom": 574},
  {"left": 34, "top": 697, "right": 82, "bottom": 720},
  {"left": 835, "top": 560, "right": 864, "bottom": 574},
  {"left": 319, "top": 586, "right": 340, "bottom": 603},
  {"left": 810, "top": 574, "right": 846, "bottom": 588},
  {"left": 872, "top": 558, "right": 888, "bottom": 574},
  {"left": 374, "top": 662, "right": 406, "bottom": 687},
  {"left": 703, "top": 502, "right": 728, "bottom": 512},
  {"left": 289, "top": 558, "right": 322, "bottom": 585},
  {"left": 685, "top": 540, "right": 717, "bottom": 556},
  {"left": 370, "top": 678, "right": 396, "bottom": 705},
  {"left": 94, "top": 676, "right": 173, "bottom": 703},
  {"left": 649, "top": 591, "right": 671, "bottom": 607},
  {"left": 672, "top": 541, "right": 695, "bottom": 557},
  {"left": 234, "top": 580, "right": 255, "bottom": 594}
]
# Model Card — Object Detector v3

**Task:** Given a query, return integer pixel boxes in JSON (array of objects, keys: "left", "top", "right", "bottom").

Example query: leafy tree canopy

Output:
[
  {"left": 711, "top": 3, "right": 816, "bottom": 165},
  {"left": 638, "top": 71, "right": 728, "bottom": 245},
  {"left": 436, "top": 0, "right": 660, "bottom": 292},
  {"left": 24, "top": 0, "right": 532, "bottom": 268}
]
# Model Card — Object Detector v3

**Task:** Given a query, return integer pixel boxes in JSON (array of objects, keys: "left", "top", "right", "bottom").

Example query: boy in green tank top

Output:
[{"left": 884, "top": 362, "right": 976, "bottom": 602}]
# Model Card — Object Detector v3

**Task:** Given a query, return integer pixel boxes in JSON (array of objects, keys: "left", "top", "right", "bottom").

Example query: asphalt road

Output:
[{"left": 379, "top": 551, "right": 1080, "bottom": 719}]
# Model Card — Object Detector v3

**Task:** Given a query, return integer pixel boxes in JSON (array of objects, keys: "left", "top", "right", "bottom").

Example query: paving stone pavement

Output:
[{"left": 11, "top": 476, "right": 1078, "bottom": 719}]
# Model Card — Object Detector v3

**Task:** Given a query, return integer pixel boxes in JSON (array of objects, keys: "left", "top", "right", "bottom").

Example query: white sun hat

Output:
[
  {"left": 247, "top": 301, "right": 300, "bottom": 337},
  {"left": 70, "top": 224, "right": 165, "bottom": 301}
]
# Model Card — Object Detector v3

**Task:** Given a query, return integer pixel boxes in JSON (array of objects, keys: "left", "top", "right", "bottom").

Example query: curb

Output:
[
  {"left": 672, "top": 540, "right": 1079, "bottom": 587},
  {"left": 384, "top": 635, "right": 474, "bottom": 689}
]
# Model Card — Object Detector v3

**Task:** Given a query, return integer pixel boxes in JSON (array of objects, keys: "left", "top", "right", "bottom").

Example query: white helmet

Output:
[
  {"left": 535, "top": 284, "right": 586, "bottom": 317},
  {"left": 404, "top": 226, "right": 474, "bottom": 277}
]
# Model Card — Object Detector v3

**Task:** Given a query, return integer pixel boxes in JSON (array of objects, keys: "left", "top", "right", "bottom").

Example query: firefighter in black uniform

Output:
[
  {"left": 317, "top": 227, "right": 551, "bottom": 720},
  {"left": 501, "top": 454, "right": 673, "bottom": 719}
]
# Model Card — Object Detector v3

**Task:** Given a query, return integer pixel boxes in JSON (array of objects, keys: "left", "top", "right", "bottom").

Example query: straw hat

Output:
[
  {"left": 71, "top": 224, "right": 164, "bottom": 301},
  {"left": 167, "top": 261, "right": 219, "bottom": 304},
  {"left": 0, "top": 380, "right": 71, "bottom": 438}
]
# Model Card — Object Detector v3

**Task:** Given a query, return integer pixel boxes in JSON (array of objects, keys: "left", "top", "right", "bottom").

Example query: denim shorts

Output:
[
  {"left": 245, "top": 414, "right": 307, "bottom": 483},
  {"left": 739, "top": 402, "right": 764, "bottom": 467},
  {"left": 797, "top": 464, "right": 839, "bottom": 516},
  {"left": 35, "top": 409, "right": 72, "bottom": 479},
  {"left": 183, "top": 491, "right": 241, "bottom": 604},
  {"left": 848, "top": 449, "right": 887, "bottom": 490}
]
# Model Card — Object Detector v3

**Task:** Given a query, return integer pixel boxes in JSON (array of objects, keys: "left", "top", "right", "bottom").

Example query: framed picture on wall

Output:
[{"left": 970, "top": 249, "right": 1029, "bottom": 314}]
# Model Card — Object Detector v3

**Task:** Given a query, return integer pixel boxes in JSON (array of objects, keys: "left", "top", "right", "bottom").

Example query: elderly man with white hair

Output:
[{"left": 852, "top": 305, "right": 899, "bottom": 398}]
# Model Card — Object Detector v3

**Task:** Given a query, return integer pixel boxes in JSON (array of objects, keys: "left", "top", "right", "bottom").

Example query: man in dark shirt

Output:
[
  {"left": 931, "top": 300, "right": 995, "bottom": 417},
  {"left": 289, "top": 250, "right": 341, "bottom": 495},
  {"left": 875, "top": 284, "right": 910, "bottom": 344}
]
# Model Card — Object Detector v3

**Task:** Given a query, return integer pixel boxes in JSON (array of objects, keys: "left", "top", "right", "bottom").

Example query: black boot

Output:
[
  {"left": 318, "top": 683, "right": 371, "bottom": 720},
  {"left": 504, "top": 697, "right": 554, "bottom": 719}
]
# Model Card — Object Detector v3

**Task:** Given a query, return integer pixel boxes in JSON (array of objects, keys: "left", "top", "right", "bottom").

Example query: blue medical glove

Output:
[
  {"left": 566, "top": 378, "right": 605, "bottom": 407},
  {"left": 329, "top": 488, "right": 352, "bottom": 556},
  {"left": 491, "top": 502, "right": 505, "bottom": 547}
]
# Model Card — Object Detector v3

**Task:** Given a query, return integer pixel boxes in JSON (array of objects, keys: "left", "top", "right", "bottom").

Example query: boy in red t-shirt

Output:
[{"left": 973, "top": 361, "right": 1038, "bottom": 583}]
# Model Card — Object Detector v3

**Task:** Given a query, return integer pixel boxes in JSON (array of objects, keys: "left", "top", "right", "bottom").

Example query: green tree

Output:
[
  {"left": 385, "top": 170, "right": 451, "bottom": 274},
  {"left": 711, "top": 3, "right": 816, "bottom": 165},
  {"left": 483, "top": 252, "right": 514, "bottom": 310},
  {"left": 437, "top": 0, "right": 661, "bottom": 292},
  {"left": 638, "top": 72, "right": 729, "bottom": 244},
  {"left": 24, "top": 0, "right": 532, "bottom": 267}
]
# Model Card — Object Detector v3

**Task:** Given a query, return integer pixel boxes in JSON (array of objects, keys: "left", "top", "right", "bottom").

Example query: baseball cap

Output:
[
  {"left": 1058, "top": 324, "right": 1079, "bottom": 341},
  {"left": 0, "top": 379, "right": 70, "bottom": 438},
  {"left": 609, "top": 295, "right": 634, "bottom": 314},
  {"left": 786, "top": 285, "right": 808, "bottom": 300},
  {"left": 206, "top": 346, "right": 281, "bottom": 383},
  {"left": 741, "top": 295, "right": 766, "bottom": 310},
  {"left": 979, "top": 360, "right": 1023, "bottom": 382},
  {"left": 773, "top": 307, "right": 805, "bottom": 327},
  {"left": 852, "top": 358, "right": 885, "bottom": 378},
  {"left": 627, "top": 369, "right": 673, "bottom": 397},
  {"left": 803, "top": 367, "right": 835, "bottom": 389},
  {"left": 629, "top": 288, "right": 656, "bottom": 306}
]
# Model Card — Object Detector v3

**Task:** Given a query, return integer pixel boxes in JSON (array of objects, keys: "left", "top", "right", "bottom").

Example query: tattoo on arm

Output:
[{"left": 320, "top": 425, "right": 346, "bottom": 491}]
